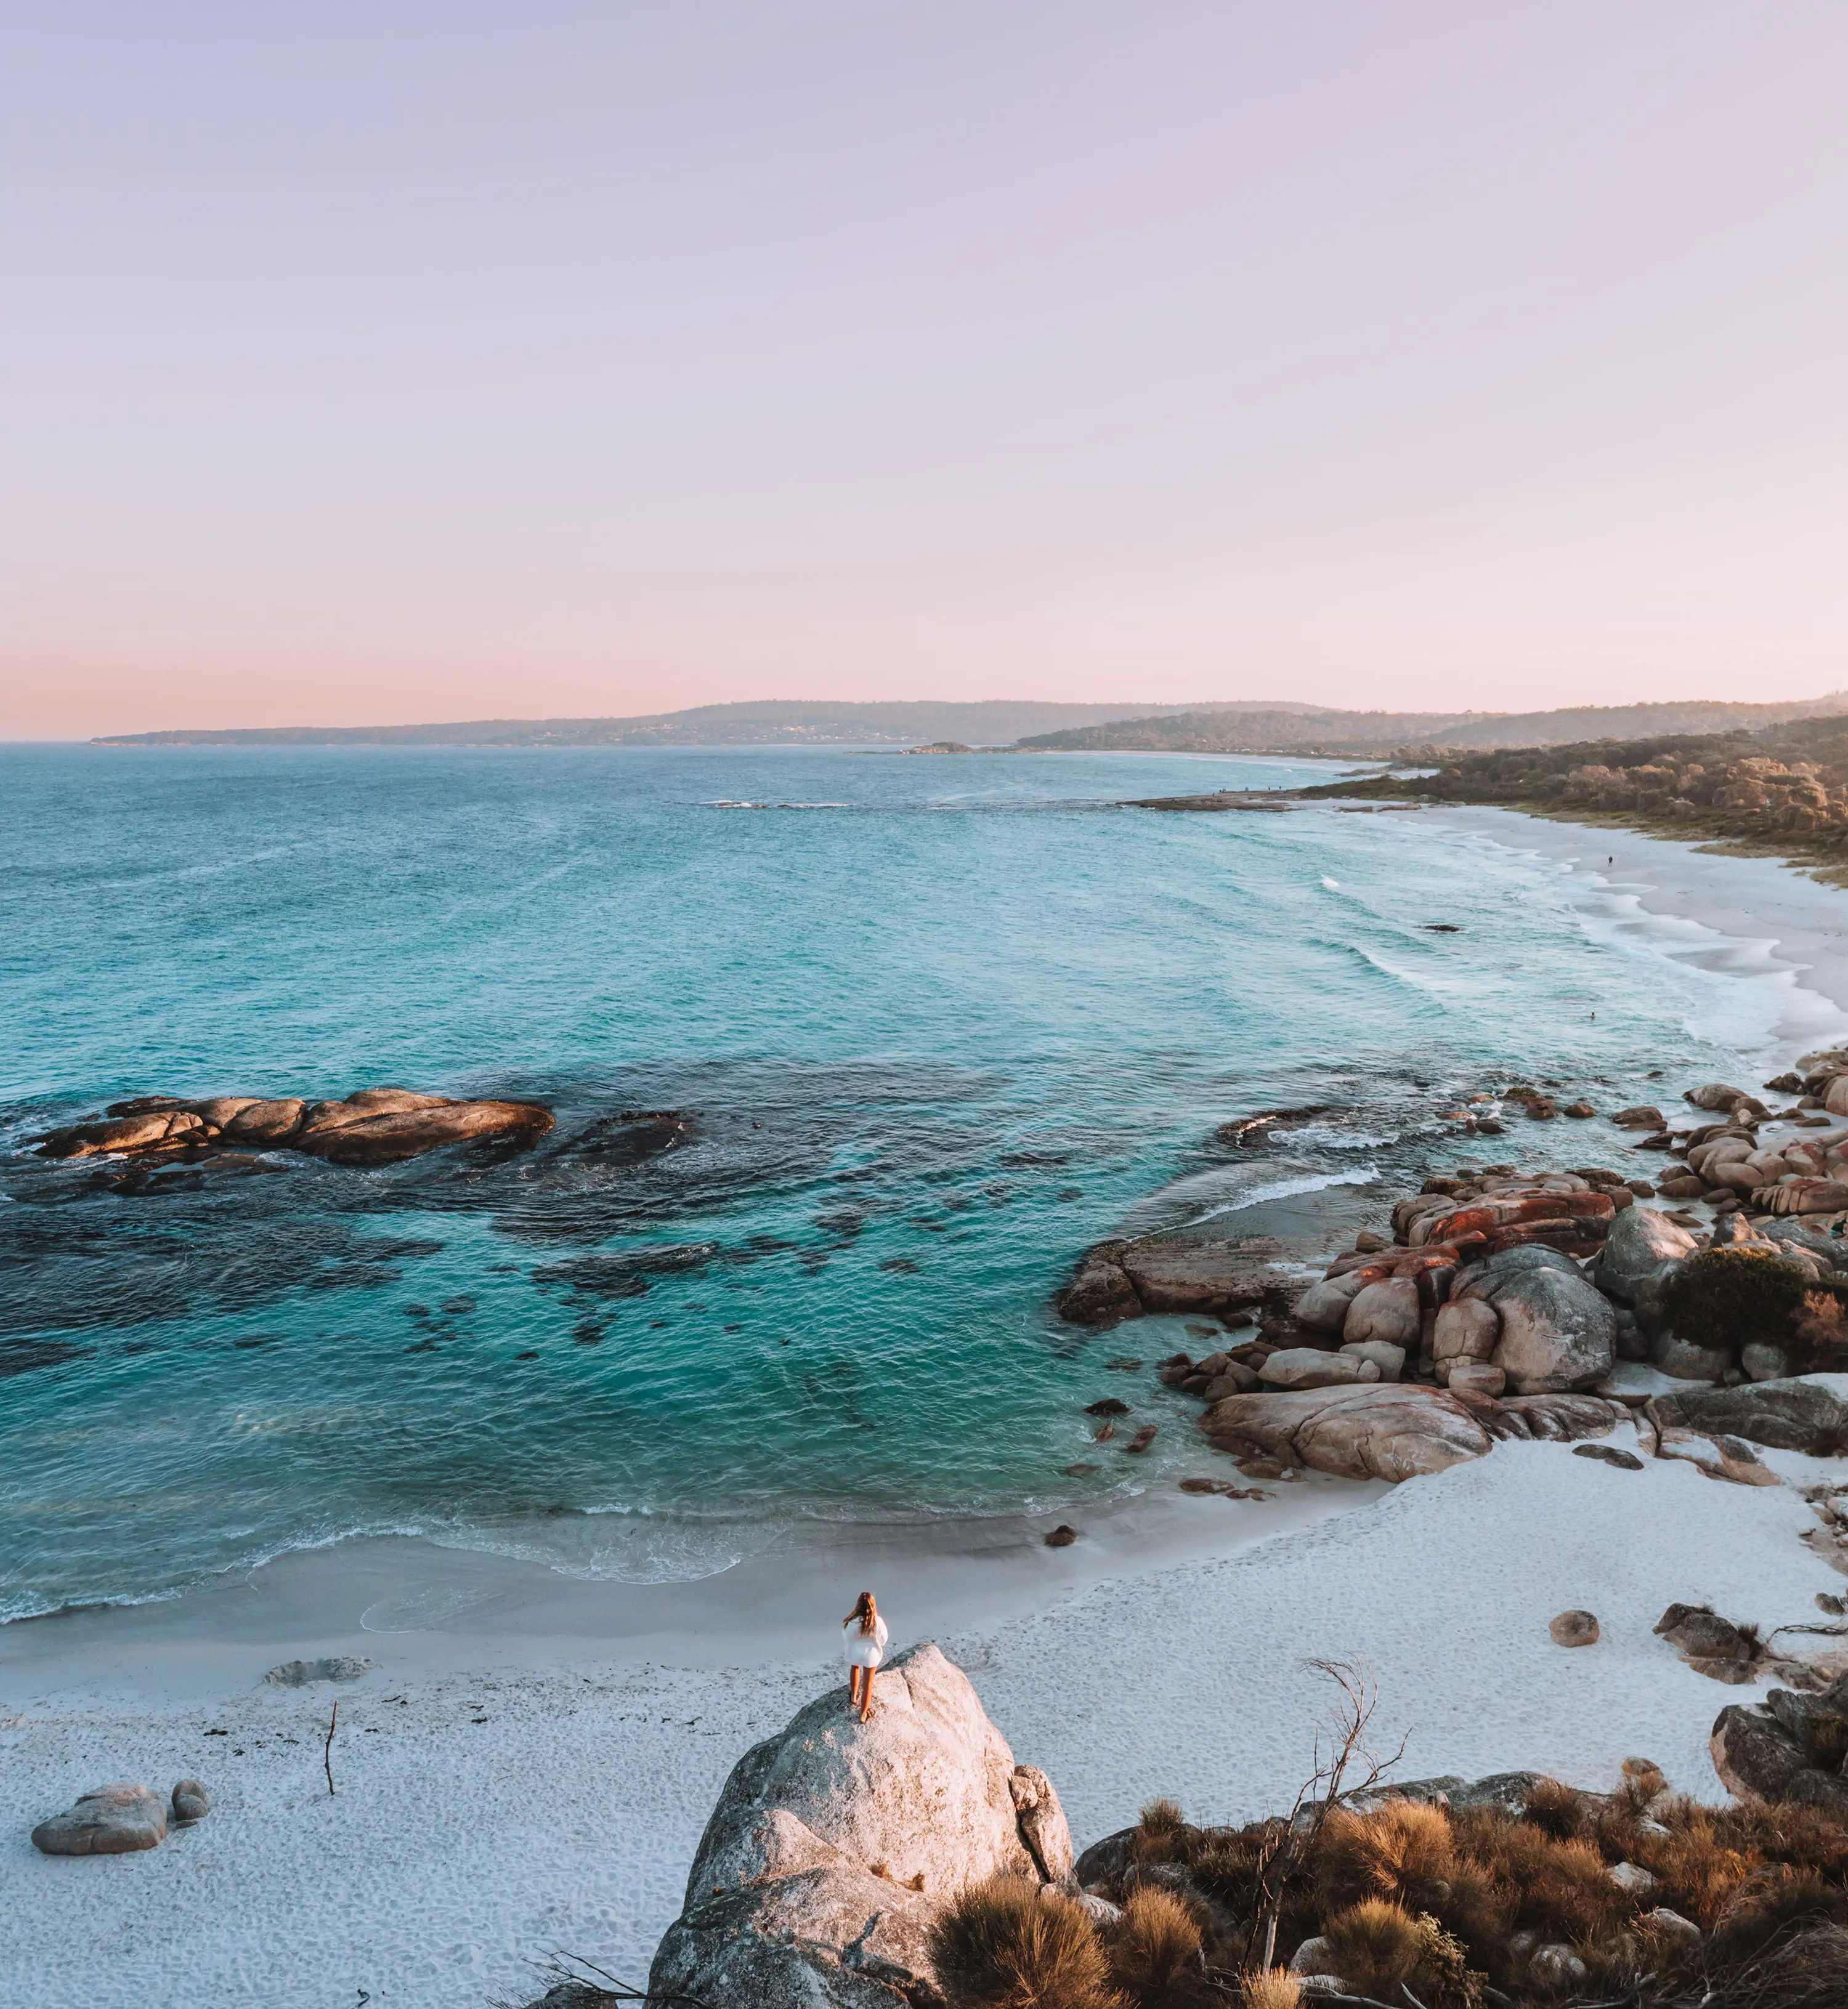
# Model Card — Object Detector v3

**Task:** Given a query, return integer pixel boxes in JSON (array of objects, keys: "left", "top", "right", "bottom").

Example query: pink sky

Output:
[{"left": 4, "top": 3, "right": 1846, "bottom": 737}]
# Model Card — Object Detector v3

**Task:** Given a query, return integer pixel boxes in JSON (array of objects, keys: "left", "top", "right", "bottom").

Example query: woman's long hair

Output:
[{"left": 845, "top": 1590, "right": 878, "bottom": 1636}]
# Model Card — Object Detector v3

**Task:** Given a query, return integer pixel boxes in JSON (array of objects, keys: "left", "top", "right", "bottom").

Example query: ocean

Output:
[{"left": 0, "top": 743, "right": 1803, "bottom": 1621}]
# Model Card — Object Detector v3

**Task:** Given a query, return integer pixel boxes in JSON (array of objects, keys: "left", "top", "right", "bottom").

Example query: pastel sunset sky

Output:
[{"left": 4, "top": 3, "right": 1845, "bottom": 737}]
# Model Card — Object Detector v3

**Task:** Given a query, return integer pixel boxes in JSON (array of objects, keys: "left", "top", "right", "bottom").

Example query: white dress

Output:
[{"left": 842, "top": 1614, "right": 889, "bottom": 1670}]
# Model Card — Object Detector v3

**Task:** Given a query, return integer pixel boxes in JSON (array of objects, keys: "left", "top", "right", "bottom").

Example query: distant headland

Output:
[{"left": 91, "top": 693, "right": 1848, "bottom": 755}]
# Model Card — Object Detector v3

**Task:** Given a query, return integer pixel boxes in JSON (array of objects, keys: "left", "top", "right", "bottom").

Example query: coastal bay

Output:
[{"left": 10, "top": 772, "right": 1848, "bottom": 2003}]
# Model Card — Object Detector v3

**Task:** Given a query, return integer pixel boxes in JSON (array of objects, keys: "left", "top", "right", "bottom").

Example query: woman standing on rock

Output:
[{"left": 842, "top": 1591, "right": 888, "bottom": 1723}]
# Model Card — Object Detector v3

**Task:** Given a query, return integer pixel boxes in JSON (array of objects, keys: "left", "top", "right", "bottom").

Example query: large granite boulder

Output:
[
  {"left": 1712, "top": 1676, "right": 1848, "bottom": 1814},
  {"left": 35, "top": 1110, "right": 204, "bottom": 1158},
  {"left": 1058, "top": 1235, "right": 1302, "bottom": 1324},
  {"left": 1448, "top": 1389, "right": 1624, "bottom": 1444},
  {"left": 1201, "top": 1384, "right": 1493, "bottom": 1482},
  {"left": 1116, "top": 1239, "right": 1297, "bottom": 1315},
  {"left": 647, "top": 1642, "right": 1071, "bottom": 2008},
  {"left": 1645, "top": 1375, "right": 1848, "bottom": 1455},
  {"left": 290, "top": 1095, "right": 554, "bottom": 1165},
  {"left": 1342, "top": 1278, "right": 1420, "bottom": 1346},
  {"left": 1458, "top": 1261, "right": 1616, "bottom": 1394},
  {"left": 1258, "top": 1348, "right": 1377, "bottom": 1391},
  {"left": 31, "top": 1783, "right": 168, "bottom": 1855},
  {"left": 219, "top": 1097, "right": 308, "bottom": 1143},
  {"left": 1592, "top": 1207, "right": 1699, "bottom": 1304}
]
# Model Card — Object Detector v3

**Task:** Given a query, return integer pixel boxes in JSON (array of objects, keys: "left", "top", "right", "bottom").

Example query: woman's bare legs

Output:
[
  {"left": 858, "top": 1667, "right": 875, "bottom": 1723},
  {"left": 847, "top": 1666, "right": 863, "bottom": 1712}
]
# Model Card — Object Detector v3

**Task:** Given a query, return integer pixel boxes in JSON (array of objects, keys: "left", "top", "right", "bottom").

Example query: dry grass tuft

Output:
[
  {"left": 1321, "top": 1898, "right": 1425, "bottom": 1992},
  {"left": 1708, "top": 1918, "right": 1848, "bottom": 2008},
  {"left": 1520, "top": 1775, "right": 1590, "bottom": 1841},
  {"left": 1133, "top": 1799, "right": 1188, "bottom": 1864},
  {"left": 1108, "top": 1886, "right": 1204, "bottom": 2008},
  {"left": 930, "top": 1874, "right": 1117, "bottom": 2009},
  {"left": 1079, "top": 1775, "right": 1848, "bottom": 2005},
  {"left": 1315, "top": 1800, "right": 1457, "bottom": 1915},
  {"left": 1236, "top": 1971, "right": 1302, "bottom": 2009}
]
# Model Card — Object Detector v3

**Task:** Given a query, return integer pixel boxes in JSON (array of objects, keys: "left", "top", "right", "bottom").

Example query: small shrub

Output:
[
  {"left": 1316, "top": 1801, "right": 1457, "bottom": 1915},
  {"left": 1451, "top": 1810, "right": 1627, "bottom": 1946},
  {"left": 1237, "top": 1972, "right": 1301, "bottom": 2009},
  {"left": 1709, "top": 1920, "right": 1848, "bottom": 2008},
  {"left": 1189, "top": 1832, "right": 1266, "bottom": 1910},
  {"left": 1710, "top": 1864, "right": 1848, "bottom": 1968},
  {"left": 1108, "top": 1886, "right": 1204, "bottom": 2008},
  {"left": 1660, "top": 1248, "right": 1812, "bottom": 1357},
  {"left": 930, "top": 1874, "right": 1116, "bottom": 2009},
  {"left": 1521, "top": 1776, "right": 1590, "bottom": 1842},
  {"left": 1405, "top": 1914, "right": 1484, "bottom": 2009},
  {"left": 1321, "top": 1899, "right": 1425, "bottom": 1992},
  {"left": 1133, "top": 1799, "right": 1188, "bottom": 1865}
]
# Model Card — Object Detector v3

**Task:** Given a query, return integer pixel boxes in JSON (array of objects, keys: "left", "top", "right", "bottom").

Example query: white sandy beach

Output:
[{"left": 10, "top": 808, "right": 1848, "bottom": 2009}]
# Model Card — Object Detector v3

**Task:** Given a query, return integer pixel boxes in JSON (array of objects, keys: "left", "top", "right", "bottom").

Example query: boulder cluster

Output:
[
  {"left": 33, "top": 1086, "right": 554, "bottom": 1173},
  {"left": 1061, "top": 1109, "right": 1848, "bottom": 1485}
]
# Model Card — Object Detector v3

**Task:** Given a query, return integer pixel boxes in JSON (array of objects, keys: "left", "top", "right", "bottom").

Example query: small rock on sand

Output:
[
  {"left": 1572, "top": 1444, "right": 1644, "bottom": 1471},
  {"left": 1549, "top": 1610, "right": 1600, "bottom": 1648},
  {"left": 1044, "top": 1526, "right": 1078, "bottom": 1548},
  {"left": 171, "top": 1780, "right": 211, "bottom": 1822}
]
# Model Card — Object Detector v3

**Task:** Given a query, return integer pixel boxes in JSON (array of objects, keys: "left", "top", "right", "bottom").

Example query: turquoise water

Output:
[{"left": 0, "top": 745, "right": 1774, "bottom": 1617}]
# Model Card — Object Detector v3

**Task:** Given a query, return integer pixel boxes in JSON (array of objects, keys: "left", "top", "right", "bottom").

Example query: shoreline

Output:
[
  {"left": 7, "top": 1434, "right": 1841, "bottom": 2008},
  {"left": 1419, "top": 803, "right": 1848, "bottom": 1059},
  {"left": 14, "top": 797, "right": 1848, "bottom": 2005}
]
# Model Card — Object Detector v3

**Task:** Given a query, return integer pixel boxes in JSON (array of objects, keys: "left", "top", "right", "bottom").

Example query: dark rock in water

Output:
[
  {"left": 1712, "top": 1675, "right": 1848, "bottom": 1812},
  {"left": 1084, "top": 1397, "right": 1129, "bottom": 1417},
  {"left": 1124, "top": 1425, "right": 1157, "bottom": 1453},
  {"left": 1057, "top": 1251, "right": 1140, "bottom": 1326},
  {"left": 1646, "top": 1377, "right": 1848, "bottom": 1454},
  {"left": 32, "top": 1783, "right": 168, "bottom": 1854},
  {"left": 1215, "top": 1107, "right": 1334, "bottom": 1147},
  {"left": 0, "top": 1338, "right": 95, "bottom": 1378},
  {"left": 531, "top": 1243, "right": 721, "bottom": 1298}
]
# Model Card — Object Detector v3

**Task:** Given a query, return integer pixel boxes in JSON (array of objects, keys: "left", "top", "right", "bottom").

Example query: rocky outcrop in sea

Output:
[
  {"left": 32, "top": 1085, "right": 554, "bottom": 1170},
  {"left": 1056, "top": 1062, "right": 1848, "bottom": 1489}
]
